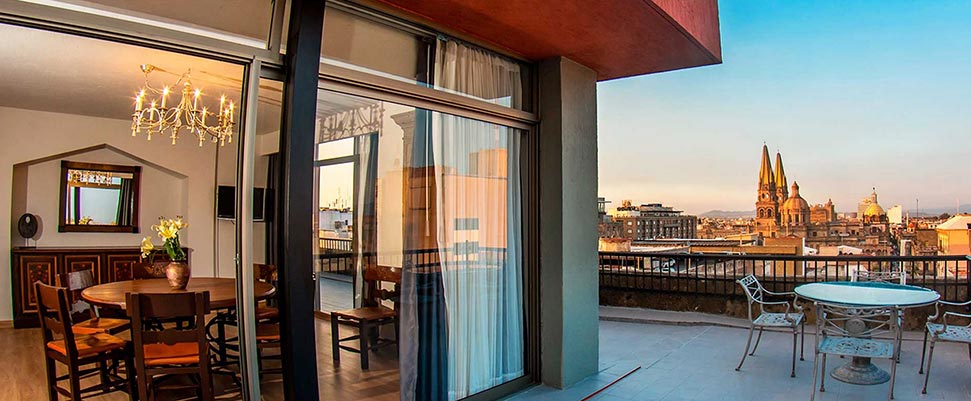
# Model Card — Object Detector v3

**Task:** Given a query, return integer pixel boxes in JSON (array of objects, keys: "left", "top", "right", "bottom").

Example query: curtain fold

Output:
[
  {"left": 435, "top": 38, "right": 523, "bottom": 109},
  {"left": 116, "top": 177, "right": 133, "bottom": 226},
  {"left": 354, "top": 133, "right": 379, "bottom": 308}
]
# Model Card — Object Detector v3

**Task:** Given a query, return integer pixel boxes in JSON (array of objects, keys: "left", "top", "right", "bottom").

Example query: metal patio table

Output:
[{"left": 795, "top": 281, "right": 939, "bottom": 385}]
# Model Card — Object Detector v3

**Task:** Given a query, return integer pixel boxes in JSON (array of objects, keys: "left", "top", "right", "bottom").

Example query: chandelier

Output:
[
  {"left": 68, "top": 169, "right": 113, "bottom": 186},
  {"left": 130, "top": 64, "right": 235, "bottom": 146}
]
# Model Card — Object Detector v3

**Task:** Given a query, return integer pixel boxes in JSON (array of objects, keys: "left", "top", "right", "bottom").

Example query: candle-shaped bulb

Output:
[
  {"left": 135, "top": 90, "right": 144, "bottom": 112},
  {"left": 193, "top": 89, "right": 201, "bottom": 110},
  {"left": 161, "top": 86, "right": 170, "bottom": 108},
  {"left": 228, "top": 102, "right": 235, "bottom": 123},
  {"left": 201, "top": 107, "right": 207, "bottom": 126}
]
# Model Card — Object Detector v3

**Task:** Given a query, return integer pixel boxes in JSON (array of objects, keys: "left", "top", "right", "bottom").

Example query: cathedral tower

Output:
[
  {"left": 755, "top": 144, "right": 779, "bottom": 236},
  {"left": 775, "top": 151, "right": 788, "bottom": 202}
]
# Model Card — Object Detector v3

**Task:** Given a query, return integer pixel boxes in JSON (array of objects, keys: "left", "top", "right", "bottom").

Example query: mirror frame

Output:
[{"left": 58, "top": 161, "right": 141, "bottom": 233}]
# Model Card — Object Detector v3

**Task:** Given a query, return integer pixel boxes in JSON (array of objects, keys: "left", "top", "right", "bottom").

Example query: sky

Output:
[{"left": 597, "top": 1, "right": 971, "bottom": 216}]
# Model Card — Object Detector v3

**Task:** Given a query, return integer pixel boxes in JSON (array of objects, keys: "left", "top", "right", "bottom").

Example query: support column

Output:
[
  {"left": 538, "top": 57, "right": 599, "bottom": 388},
  {"left": 277, "top": 0, "right": 324, "bottom": 400}
]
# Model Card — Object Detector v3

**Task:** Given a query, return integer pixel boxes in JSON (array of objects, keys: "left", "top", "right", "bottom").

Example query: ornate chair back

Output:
[
  {"left": 254, "top": 263, "right": 277, "bottom": 283},
  {"left": 853, "top": 269, "right": 906, "bottom": 285},
  {"left": 57, "top": 270, "right": 97, "bottom": 323},
  {"left": 815, "top": 303, "right": 899, "bottom": 340},
  {"left": 738, "top": 274, "right": 766, "bottom": 320}
]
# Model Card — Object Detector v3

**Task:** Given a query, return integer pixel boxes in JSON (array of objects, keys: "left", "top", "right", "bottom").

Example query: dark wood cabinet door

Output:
[
  {"left": 63, "top": 254, "right": 102, "bottom": 283},
  {"left": 19, "top": 255, "right": 57, "bottom": 315},
  {"left": 107, "top": 254, "right": 141, "bottom": 282}
]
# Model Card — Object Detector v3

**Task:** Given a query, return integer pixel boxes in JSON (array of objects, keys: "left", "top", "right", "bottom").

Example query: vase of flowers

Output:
[{"left": 141, "top": 216, "right": 189, "bottom": 289}]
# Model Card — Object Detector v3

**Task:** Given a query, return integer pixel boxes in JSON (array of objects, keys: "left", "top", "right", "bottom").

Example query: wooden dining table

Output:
[{"left": 81, "top": 277, "right": 276, "bottom": 310}]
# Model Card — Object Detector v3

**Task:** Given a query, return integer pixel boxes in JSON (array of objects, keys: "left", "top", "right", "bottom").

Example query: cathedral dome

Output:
[
  {"left": 781, "top": 182, "right": 809, "bottom": 211},
  {"left": 864, "top": 202, "right": 885, "bottom": 217}
]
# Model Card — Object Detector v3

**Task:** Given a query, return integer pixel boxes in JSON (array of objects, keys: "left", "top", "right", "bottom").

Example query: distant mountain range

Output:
[
  {"left": 699, "top": 210, "right": 755, "bottom": 218},
  {"left": 698, "top": 204, "right": 971, "bottom": 219}
]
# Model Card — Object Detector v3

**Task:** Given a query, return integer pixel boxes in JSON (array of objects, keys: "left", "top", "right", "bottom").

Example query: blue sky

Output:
[{"left": 597, "top": 1, "right": 971, "bottom": 215}]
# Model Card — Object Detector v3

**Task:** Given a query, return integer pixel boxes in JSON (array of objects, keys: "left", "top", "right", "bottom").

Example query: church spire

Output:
[
  {"left": 775, "top": 151, "right": 788, "bottom": 201},
  {"left": 758, "top": 144, "right": 775, "bottom": 190}
]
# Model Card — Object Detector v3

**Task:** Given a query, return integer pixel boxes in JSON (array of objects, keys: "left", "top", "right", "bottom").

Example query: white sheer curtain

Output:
[
  {"left": 399, "top": 37, "right": 526, "bottom": 401},
  {"left": 432, "top": 115, "right": 523, "bottom": 400},
  {"left": 435, "top": 37, "right": 523, "bottom": 110},
  {"left": 434, "top": 37, "right": 525, "bottom": 400}
]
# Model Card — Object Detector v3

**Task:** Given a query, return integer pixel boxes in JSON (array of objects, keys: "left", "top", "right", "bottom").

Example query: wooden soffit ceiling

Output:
[{"left": 371, "top": 0, "right": 722, "bottom": 81}]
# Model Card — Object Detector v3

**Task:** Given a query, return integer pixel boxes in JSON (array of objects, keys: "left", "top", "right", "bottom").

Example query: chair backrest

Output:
[
  {"left": 815, "top": 302, "right": 899, "bottom": 339},
  {"left": 852, "top": 269, "right": 906, "bottom": 285},
  {"left": 737, "top": 274, "right": 765, "bottom": 303},
  {"left": 364, "top": 264, "right": 401, "bottom": 307},
  {"left": 254, "top": 263, "right": 277, "bottom": 283},
  {"left": 57, "top": 270, "right": 97, "bottom": 321},
  {"left": 126, "top": 291, "right": 211, "bottom": 367},
  {"left": 132, "top": 261, "right": 167, "bottom": 280},
  {"left": 35, "top": 281, "right": 79, "bottom": 357}
]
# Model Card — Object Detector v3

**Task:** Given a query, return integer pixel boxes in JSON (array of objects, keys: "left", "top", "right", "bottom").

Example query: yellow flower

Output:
[
  {"left": 152, "top": 217, "right": 182, "bottom": 240},
  {"left": 140, "top": 236, "right": 155, "bottom": 258},
  {"left": 172, "top": 216, "right": 188, "bottom": 231}
]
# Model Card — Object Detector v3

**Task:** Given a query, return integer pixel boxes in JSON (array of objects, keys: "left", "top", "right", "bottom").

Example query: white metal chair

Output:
[
  {"left": 735, "top": 275, "right": 805, "bottom": 377},
  {"left": 811, "top": 303, "right": 900, "bottom": 401},
  {"left": 852, "top": 268, "right": 906, "bottom": 285},
  {"left": 919, "top": 299, "right": 971, "bottom": 394},
  {"left": 852, "top": 269, "right": 906, "bottom": 363}
]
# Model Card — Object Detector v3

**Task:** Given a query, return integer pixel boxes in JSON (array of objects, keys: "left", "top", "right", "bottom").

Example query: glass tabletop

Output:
[{"left": 794, "top": 281, "right": 940, "bottom": 308}]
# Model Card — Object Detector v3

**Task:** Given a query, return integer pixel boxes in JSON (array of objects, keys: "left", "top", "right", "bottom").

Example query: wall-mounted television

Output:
[{"left": 217, "top": 186, "right": 270, "bottom": 222}]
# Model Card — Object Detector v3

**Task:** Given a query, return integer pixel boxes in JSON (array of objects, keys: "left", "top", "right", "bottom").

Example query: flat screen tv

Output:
[{"left": 217, "top": 186, "right": 268, "bottom": 221}]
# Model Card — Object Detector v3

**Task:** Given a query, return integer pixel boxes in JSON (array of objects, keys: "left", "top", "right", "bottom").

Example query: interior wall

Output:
[
  {"left": 0, "top": 106, "right": 229, "bottom": 321},
  {"left": 18, "top": 147, "right": 187, "bottom": 245}
]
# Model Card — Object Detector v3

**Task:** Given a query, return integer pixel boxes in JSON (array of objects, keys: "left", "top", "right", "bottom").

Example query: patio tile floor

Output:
[{"left": 505, "top": 319, "right": 971, "bottom": 401}]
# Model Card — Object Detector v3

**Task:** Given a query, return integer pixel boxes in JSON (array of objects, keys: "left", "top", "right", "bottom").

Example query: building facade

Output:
[{"left": 613, "top": 200, "right": 698, "bottom": 240}]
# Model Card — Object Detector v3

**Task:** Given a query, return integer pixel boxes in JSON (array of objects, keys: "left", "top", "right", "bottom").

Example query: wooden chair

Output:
[
  {"left": 57, "top": 270, "right": 130, "bottom": 335},
  {"left": 254, "top": 263, "right": 279, "bottom": 323},
  {"left": 331, "top": 264, "right": 400, "bottom": 370},
  {"left": 127, "top": 291, "right": 213, "bottom": 401},
  {"left": 735, "top": 274, "right": 806, "bottom": 377},
  {"left": 254, "top": 321, "right": 283, "bottom": 378},
  {"left": 919, "top": 299, "right": 971, "bottom": 394},
  {"left": 36, "top": 281, "right": 135, "bottom": 401},
  {"left": 811, "top": 303, "right": 900, "bottom": 401}
]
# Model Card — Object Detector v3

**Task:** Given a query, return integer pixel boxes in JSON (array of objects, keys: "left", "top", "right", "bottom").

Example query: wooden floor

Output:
[{"left": 1, "top": 317, "right": 400, "bottom": 401}]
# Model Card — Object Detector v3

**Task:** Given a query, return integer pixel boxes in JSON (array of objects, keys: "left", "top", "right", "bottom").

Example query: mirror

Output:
[{"left": 58, "top": 161, "right": 141, "bottom": 233}]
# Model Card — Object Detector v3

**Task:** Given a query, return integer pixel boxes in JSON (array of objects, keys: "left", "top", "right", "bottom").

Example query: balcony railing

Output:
[
  {"left": 316, "top": 246, "right": 508, "bottom": 277},
  {"left": 319, "top": 237, "right": 353, "bottom": 252},
  {"left": 599, "top": 252, "right": 971, "bottom": 302}
]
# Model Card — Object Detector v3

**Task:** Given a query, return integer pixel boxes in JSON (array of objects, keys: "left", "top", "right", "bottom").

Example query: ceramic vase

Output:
[{"left": 165, "top": 261, "right": 190, "bottom": 290}]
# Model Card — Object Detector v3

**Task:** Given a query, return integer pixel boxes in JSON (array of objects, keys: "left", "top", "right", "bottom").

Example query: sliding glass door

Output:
[{"left": 312, "top": 88, "right": 525, "bottom": 400}]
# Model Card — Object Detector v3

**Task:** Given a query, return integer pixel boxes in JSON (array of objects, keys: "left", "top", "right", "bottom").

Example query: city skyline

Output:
[{"left": 597, "top": 1, "right": 971, "bottom": 215}]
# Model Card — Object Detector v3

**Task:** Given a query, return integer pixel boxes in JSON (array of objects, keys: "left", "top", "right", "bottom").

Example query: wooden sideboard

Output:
[{"left": 10, "top": 246, "right": 189, "bottom": 328}]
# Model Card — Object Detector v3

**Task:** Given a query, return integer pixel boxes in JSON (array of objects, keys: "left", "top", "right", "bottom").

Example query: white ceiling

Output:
[{"left": 0, "top": 23, "right": 382, "bottom": 137}]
